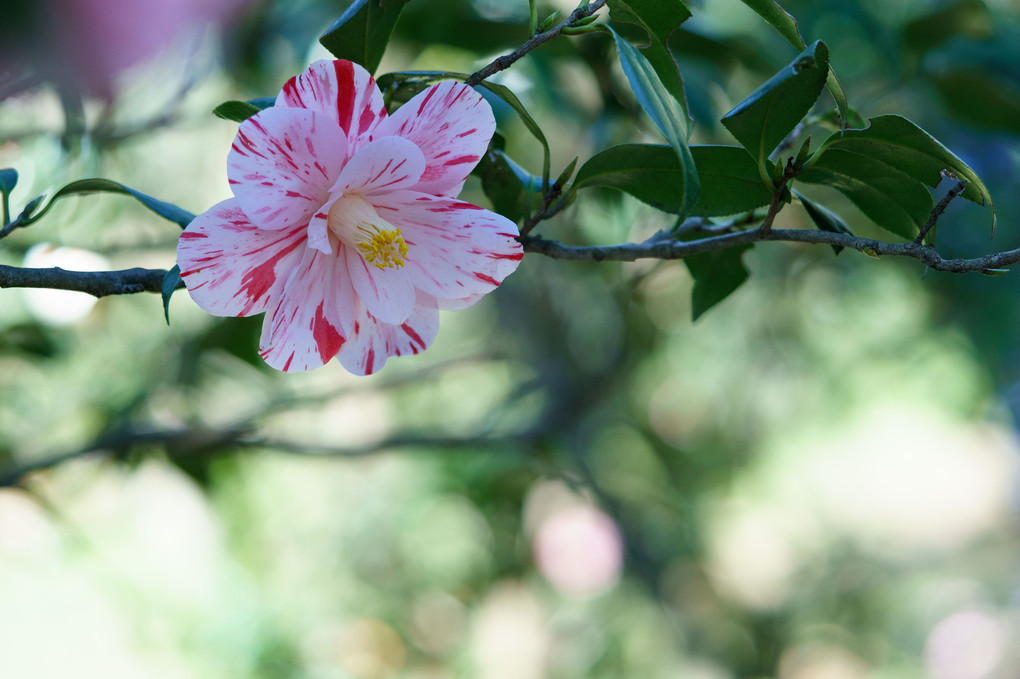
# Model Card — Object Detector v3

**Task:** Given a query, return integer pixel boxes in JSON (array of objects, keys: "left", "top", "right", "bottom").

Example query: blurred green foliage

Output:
[{"left": 2, "top": 1, "right": 1020, "bottom": 678}]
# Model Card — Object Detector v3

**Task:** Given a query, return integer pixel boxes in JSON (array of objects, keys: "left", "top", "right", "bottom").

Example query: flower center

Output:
[
  {"left": 355, "top": 224, "right": 409, "bottom": 270},
  {"left": 327, "top": 194, "right": 409, "bottom": 270}
]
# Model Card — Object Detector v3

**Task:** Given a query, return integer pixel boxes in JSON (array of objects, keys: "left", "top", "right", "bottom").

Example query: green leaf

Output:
[
  {"left": 798, "top": 149, "right": 934, "bottom": 240},
  {"left": 607, "top": 0, "right": 692, "bottom": 113},
  {"left": 927, "top": 69, "right": 1020, "bottom": 135},
  {"left": 476, "top": 80, "right": 552, "bottom": 188},
  {"left": 573, "top": 144, "right": 690, "bottom": 213},
  {"left": 807, "top": 114, "right": 995, "bottom": 220},
  {"left": 793, "top": 189, "right": 853, "bottom": 254},
  {"left": 608, "top": 27, "right": 699, "bottom": 217},
  {"left": 690, "top": 146, "right": 775, "bottom": 217},
  {"left": 736, "top": 0, "right": 849, "bottom": 127},
  {"left": 319, "top": 0, "right": 412, "bottom": 74},
  {"left": 213, "top": 99, "right": 269, "bottom": 123},
  {"left": 721, "top": 40, "right": 829, "bottom": 176},
  {"left": 571, "top": 145, "right": 769, "bottom": 217},
  {"left": 0, "top": 168, "right": 17, "bottom": 195},
  {"left": 20, "top": 179, "right": 195, "bottom": 229},
  {"left": 474, "top": 149, "right": 543, "bottom": 222},
  {"left": 737, "top": 0, "right": 804, "bottom": 49},
  {"left": 162, "top": 265, "right": 181, "bottom": 325},
  {"left": 685, "top": 243, "right": 752, "bottom": 321},
  {"left": 901, "top": 0, "right": 992, "bottom": 61}
]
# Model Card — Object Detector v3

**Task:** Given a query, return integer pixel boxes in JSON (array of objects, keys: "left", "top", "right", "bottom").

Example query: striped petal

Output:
[
  {"left": 345, "top": 244, "right": 417, "bottom": 325},
  {"left": 276, "top": 59, "right": 387, "bottom": 151},
  {"left": 436, "top": 292, "right": 485, "bottom": 311},
  {"left": 372, "top": 191, "right": 523, "bottom": 300},
  {"left": 177, "top": 198, "right": 305, "bottom": 317},
  {"left": 336, "top": 291, "right": 439, "bottom": 376},
  {"left": 333, "top": 136, "right": 426, "bottom": 196},
  {"left": 258, "top": 248, "right": 356, "bottom": 372},
  {"left": 374, "top": 80, "right": 495, "bottom": 196},
  {"left": 229, "top": 107, "right": 346, "bottom": 231}
]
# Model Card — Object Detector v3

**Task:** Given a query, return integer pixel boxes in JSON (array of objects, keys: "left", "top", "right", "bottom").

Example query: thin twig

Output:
[
  {"left": 520, "top": 178, "right": 566, "bottom": 237},
  {"left": 759, "top": 158, "right": 798, "bottom": 237},
  {"left": 914, "top": 178, "right": 968, "bottom": 245},
  {"left": 464, "top": 0, "right": 609, "bottom": 87}
]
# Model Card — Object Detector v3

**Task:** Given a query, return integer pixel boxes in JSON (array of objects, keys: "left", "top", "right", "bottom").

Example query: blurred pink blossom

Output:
[
  {"left": 3, "top": 0, "right": 247, "bottom": 97},
  {"left": 533, "top": 504, "right": 624, "bottom": 598}
]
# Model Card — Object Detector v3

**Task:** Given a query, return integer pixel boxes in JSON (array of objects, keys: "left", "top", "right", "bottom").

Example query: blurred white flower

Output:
[{"left": 22, "top": 243, "right": 109, "bottom": 326}]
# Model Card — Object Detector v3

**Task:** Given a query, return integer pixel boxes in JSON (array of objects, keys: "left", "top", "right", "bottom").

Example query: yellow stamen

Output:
[
  {"left": 355, "top": 224, "right": 408, "bottom": 270},
  {"left": 327, "top": 194, "right": 411, "bottom": 270}
]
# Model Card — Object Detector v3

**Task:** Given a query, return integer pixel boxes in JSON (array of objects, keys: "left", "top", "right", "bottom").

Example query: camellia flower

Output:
[{"left": 177, "top": 59, "right": 523, "bottom": 374}]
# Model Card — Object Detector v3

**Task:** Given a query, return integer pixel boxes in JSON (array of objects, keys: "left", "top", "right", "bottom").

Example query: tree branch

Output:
[
  {"left": 465, "top": 0, "right": 608, "bottom": 86},
  {"left": 0, "top": 425, "right": 525, "bottom": 488},
  {"left": 522, "top": 228, "right": 1020, "bottom": 274},
  {"left": 2, "top": 217, "right": 1017, "bottom": 303},
  {"left": 0, "top": 265, "right": 171, "bottom": 297}
]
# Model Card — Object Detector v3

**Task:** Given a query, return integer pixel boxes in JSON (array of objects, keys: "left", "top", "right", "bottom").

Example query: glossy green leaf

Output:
[
  {"left": 738, "top": 0, "right": 803, "bottom": 48},
  {"left": 793, "top": 189, "right": 853, "bottom": 254},
  {"left": 476, "top": 80, "right": 552, "bottom": 188},
  {"left": 808, "top": 114, "right": 995, "bottom": 219},
  {"left": 737, "top": 0, "right": 849, "bottom": 126},
  {"left": 607, "top": 0, "right": 692, "bottom": 113},
  {"left": 319, "top": 0, "right": 412, "bottom": 74},
  {"left": 798, "top": 149, "right": 934, "bottom": 240},
  {"left": 609, "top": 28, "right": 699, "bottom": 217},
  {"left": 213, "top": 100, "right": 268, "bottom": 123},
  {"left": 685, "top": 243, "right": 752, "bottom": 321},
  {"left": 474, "top": 149, "right": 543, "bottom": 223},
  {"left": 20, "top": 178, "right": 195, "bottom": 229},
  {"left": 690, "top": 146, "right": 775, "bottom": 217},
  {"left": 573, "top": 144, "right": 691, "bottom": 213},
  {"left": 162, "top": 264, "right": 181, "bottom": 325},
  {"left": 721, "top": 41, "right": 829, "bottom": 174}
]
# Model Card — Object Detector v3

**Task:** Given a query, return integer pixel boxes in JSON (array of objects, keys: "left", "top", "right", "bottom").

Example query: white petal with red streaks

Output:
[
  {"left": 228, "top": 107, "right": 346, "bottom": 231},
  {"left": 336, "top": 291, "right": 439, "bottom": 376},
  {"left": 374, "top": 80, "right": 495, "bottom": 196},
  {"left": 258, "top": 248, "right": 352, "bottom": 372},
  {"left": 276, "top": 59, "right": 387, "bottom": 150},
  {"left": 345, "top": 245, "right": 416, "bottom": 325},
  {"left": 332, "top": 136, "right": 426, "bottom": 196},
  {"left": 177, "top": 198, "right": 305, "bottom": 317},
  {"left": 373, "top": 191, "right": 523, "bottom": 299},
  {"left": 436, "top": 292, "right": 485, "bottom": 310},
  {"left": 306, "top": 197, "right": 336, "bottom": 255}
]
